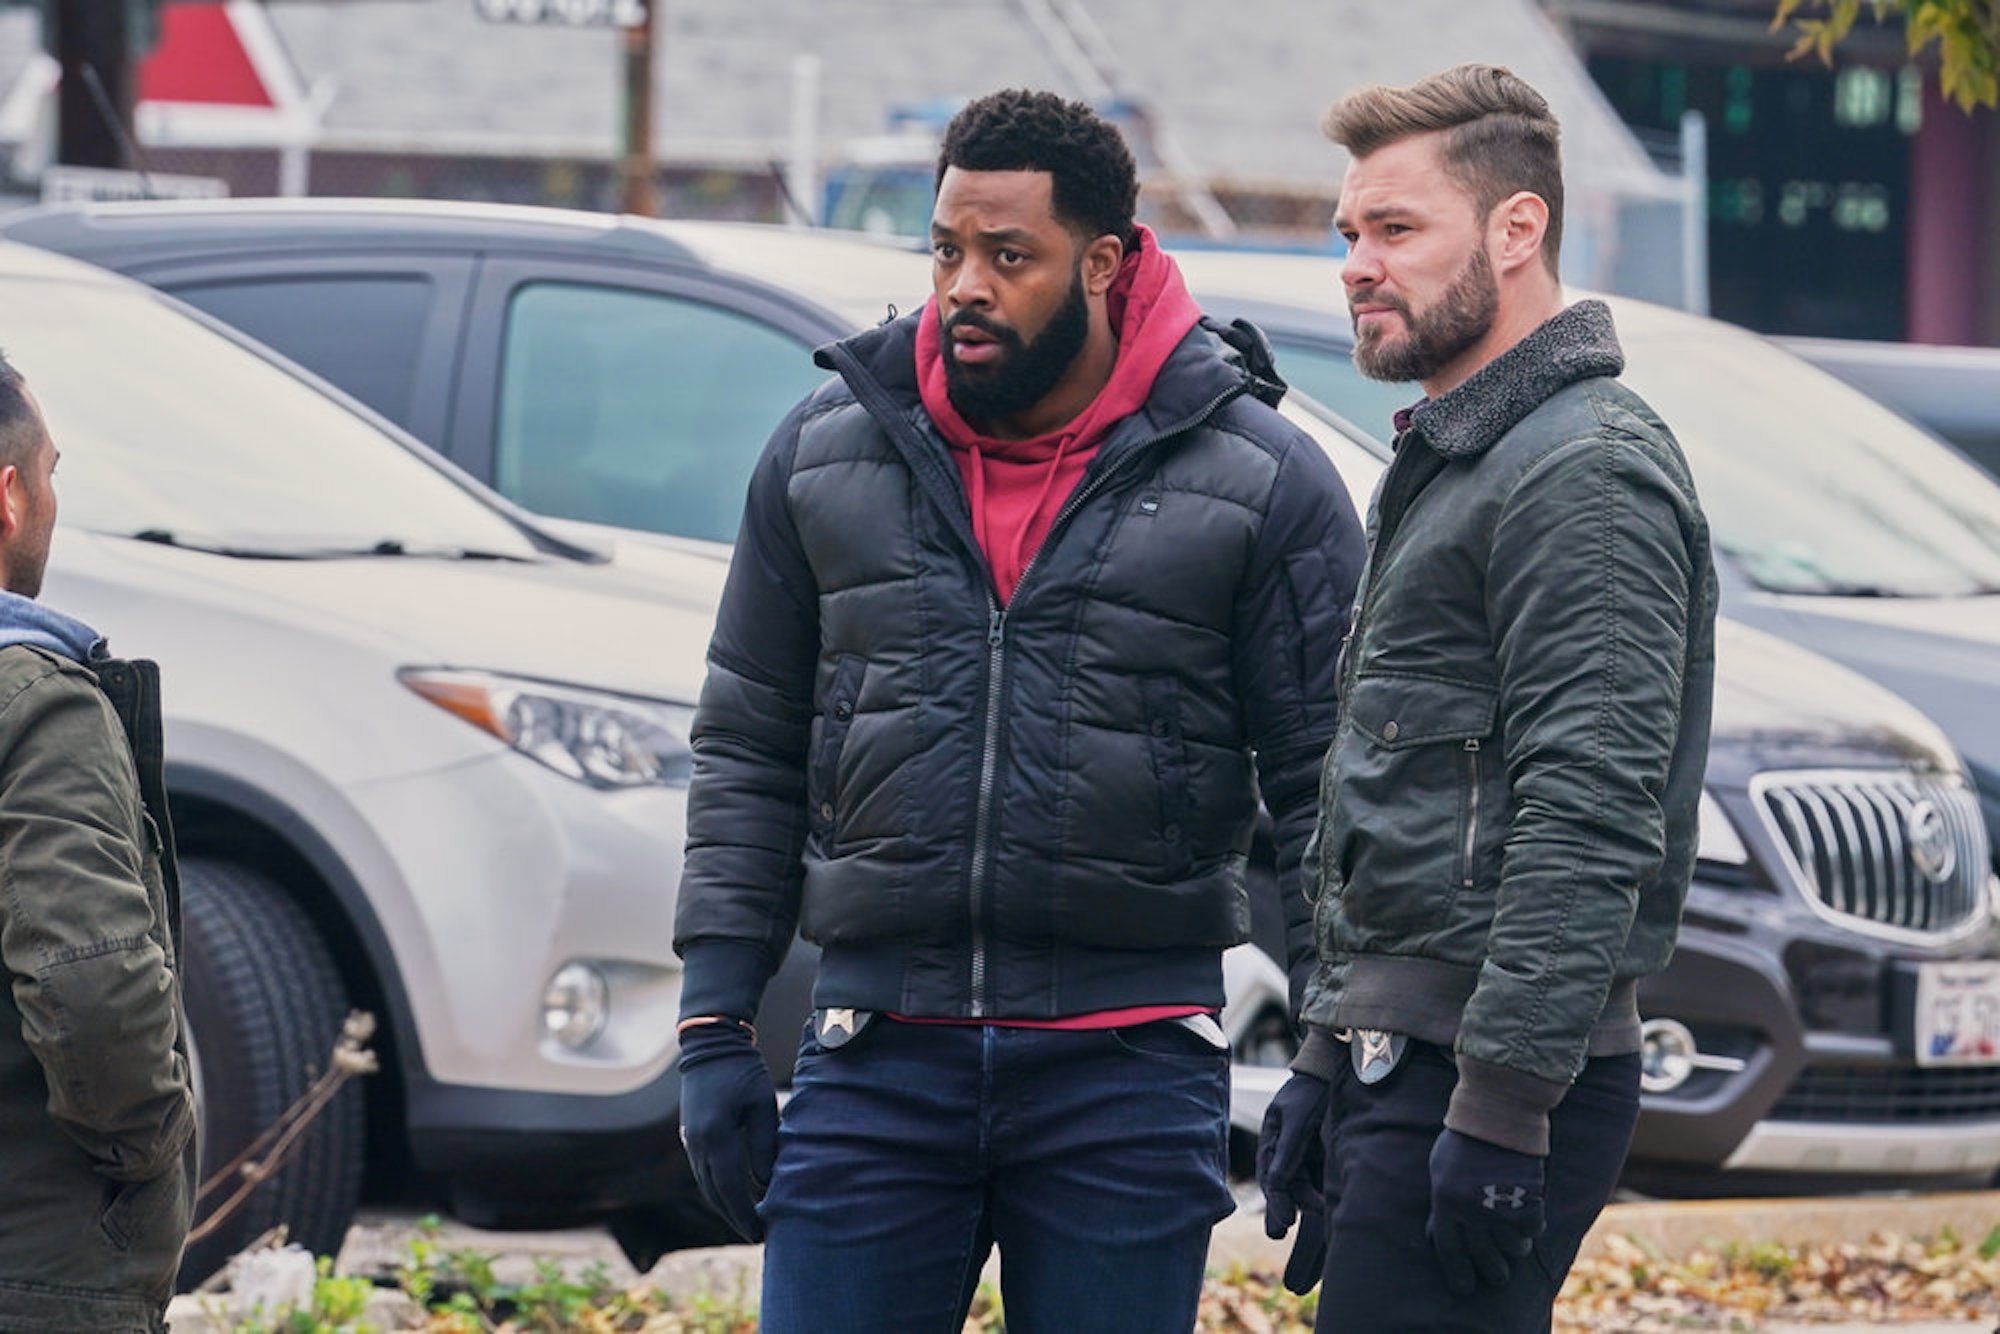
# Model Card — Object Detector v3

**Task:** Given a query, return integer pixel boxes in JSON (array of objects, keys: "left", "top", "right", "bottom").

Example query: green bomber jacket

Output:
[{"left": 1297, "top": 301, "right": 1719, "bottom": 1156}]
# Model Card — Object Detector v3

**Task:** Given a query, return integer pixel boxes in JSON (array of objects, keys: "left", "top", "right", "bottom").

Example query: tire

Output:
[{"left": 176, "top": 856, "right": 365, "bottom": 1287}]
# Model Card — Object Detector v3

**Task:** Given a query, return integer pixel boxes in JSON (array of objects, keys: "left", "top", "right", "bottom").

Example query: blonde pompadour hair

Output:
[{"left": 1322, "top": 63, "right": 1565, "bottom": 272}]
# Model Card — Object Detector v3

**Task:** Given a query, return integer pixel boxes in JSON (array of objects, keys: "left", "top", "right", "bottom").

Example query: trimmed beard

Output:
[
  {"left": 942, "top": 265, "right": 1090, "bottom": 425},
  {"left": 1352, "top": 243, "right": 1499, "bottom": 384}
]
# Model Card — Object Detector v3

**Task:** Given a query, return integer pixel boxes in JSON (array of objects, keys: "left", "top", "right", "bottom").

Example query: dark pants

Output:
[
  {"left": 759, "top": 1016, "right": 1235, "bottom": 1334},
  {"left": 1313, "top": 1041, "right": 1640, "bottom": 1333}
]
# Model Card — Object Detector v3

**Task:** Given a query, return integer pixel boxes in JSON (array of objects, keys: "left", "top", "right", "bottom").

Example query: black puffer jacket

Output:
[{"left": 674, "top": 310, "right": 1365, "bottom": 1021}]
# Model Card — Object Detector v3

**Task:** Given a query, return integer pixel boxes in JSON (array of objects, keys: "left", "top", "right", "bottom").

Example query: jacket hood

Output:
[
  {"left": 0, "top": 588, "right": 101, "bottom": 662},
  {"left": 1409, "top": 300, "right": 1624, "bottom": 459},
  {"left": 818, "top": 299, "right": 1283, "bottom": 470}
]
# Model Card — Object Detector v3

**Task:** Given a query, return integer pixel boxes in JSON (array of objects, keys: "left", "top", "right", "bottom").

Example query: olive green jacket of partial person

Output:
[{"left": 0, "top": 619, "right": 195, "bottom": 1333}]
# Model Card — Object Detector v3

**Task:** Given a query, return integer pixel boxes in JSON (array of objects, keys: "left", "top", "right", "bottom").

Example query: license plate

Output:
[{"left": 1913, "top": 960, "right": 2000, "bottom": 1067}]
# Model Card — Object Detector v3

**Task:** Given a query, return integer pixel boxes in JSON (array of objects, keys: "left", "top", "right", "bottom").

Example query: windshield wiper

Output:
[
  {"left": 124, "top": 530, "right": 532, "bottom": 562},
  {"left": 363, "top": 539, "right": 532, "bottom": 562}
]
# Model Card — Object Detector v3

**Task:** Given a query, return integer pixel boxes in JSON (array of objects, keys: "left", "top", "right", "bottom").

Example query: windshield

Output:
[
  {"left": 1619, "top": 323, "right": 2000, "bottom": 597},
  {"left": 1266, "top": 316, "right": 2000, "bottom": 598},
  {"left": 10, "top": 274, "right": 542, "bottom": 559}
]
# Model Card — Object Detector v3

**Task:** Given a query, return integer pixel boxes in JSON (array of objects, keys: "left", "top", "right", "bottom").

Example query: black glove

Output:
[
  {"left": 677, "top": 1020, "right": 778, "bottom": 1243},
  {"left": 1256, "top": 1071, "right": 1331, "bottom": 1293},
  {"left": 1281, "top": 1199, "right": 1329, "bottom": 1297},
  {"left": 1425, "top": 1128, "right": 1546, "bottom": 1297}
]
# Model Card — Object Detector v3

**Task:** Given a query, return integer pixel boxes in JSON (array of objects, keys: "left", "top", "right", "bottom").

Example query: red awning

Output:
[{"left": 138, "top": 2, "right": 276, "bottom": 109}]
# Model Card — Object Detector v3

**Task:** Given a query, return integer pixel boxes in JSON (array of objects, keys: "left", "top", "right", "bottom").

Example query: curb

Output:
[
  {"left": 1213, "top": 1188, "right": 2000, "bottom": 1272},
  {"left": 1574, "top": 1188, "right": 2000, "bottom": 1262}
]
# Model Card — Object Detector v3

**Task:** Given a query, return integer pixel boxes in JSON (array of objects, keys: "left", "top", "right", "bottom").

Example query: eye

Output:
[
  {"left": 996, "top": 248, "right": 1028, "bottom": 267},
  {"left": 932, "top": 241, "right": 960, "bottom": 262}
]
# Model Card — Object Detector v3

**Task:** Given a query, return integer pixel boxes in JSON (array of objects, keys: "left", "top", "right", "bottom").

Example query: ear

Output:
[
  {"left": 1082, "top": 233, "right": 1125, "bottom": 296},
  {"left": 1489, "top": 190, "right": 1549, "bottom": 278},
  {"left": 0, "top": 464, "right": 19, "bottom": 540}
]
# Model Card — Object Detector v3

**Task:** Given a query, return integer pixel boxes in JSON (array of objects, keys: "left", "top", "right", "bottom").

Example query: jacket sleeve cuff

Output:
[
  {"left": 1290, "top": 1025, "right": 1344, "bottom": 1081},
  {"left": 677, "top": 938, "right": 779, "bottom": 1024},
  {"left": 1444, "top": 1054, "right": 1568, "bottom": 1156}
]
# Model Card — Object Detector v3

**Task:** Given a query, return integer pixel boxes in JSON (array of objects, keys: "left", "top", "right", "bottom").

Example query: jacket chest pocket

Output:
[
  {"left": 1341, "top": 673, "right": 1500, "bottom": 904},
  {"left": 808, "top": 655, "right": 867, "bottom": 842}
]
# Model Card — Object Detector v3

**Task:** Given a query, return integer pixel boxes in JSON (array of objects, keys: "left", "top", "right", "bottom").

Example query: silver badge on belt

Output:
[{"left": 1350, "top": 1028, "right": 1407, "bottom": 1084}]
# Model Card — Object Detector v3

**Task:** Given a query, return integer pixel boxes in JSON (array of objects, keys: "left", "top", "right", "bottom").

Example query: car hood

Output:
[
  {"left": 1728, "top": 591, "right": 2000, "bottom": 799},
  {"left": 1706, "top": 617, "right": 1962, "bottom": 786},
  {"left": 47, "top": 525, "right": 719, "bottom": 704}
]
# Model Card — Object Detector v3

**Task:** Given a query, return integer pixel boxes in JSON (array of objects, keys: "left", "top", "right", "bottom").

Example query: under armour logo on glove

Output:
[{"left": 1426, "top": 1129, "right": 1547, "bottom": 1296}]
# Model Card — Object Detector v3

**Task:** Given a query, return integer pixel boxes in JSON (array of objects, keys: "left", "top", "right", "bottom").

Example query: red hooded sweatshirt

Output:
[{"left": 916, "top": 224, "right": 1201, "bottom": 605}]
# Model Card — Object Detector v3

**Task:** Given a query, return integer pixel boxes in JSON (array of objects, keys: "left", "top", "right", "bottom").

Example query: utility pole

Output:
[
  {"left": 54, "top": 0, "right": 135, "bottom": 168},
  {"left": 619, "top": 0, "right": 658, "bottom": 216}
]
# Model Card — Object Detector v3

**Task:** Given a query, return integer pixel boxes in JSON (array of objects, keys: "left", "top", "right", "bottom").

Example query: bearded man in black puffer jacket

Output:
[{"left": 670, "top": 88, "right": 1364, "bottom": 1334}]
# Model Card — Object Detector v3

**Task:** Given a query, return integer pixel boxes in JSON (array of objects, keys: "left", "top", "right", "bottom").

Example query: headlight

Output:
[
  {"left": 400, "top": 667, "right": 693, "bottom": 788},
  {"left": 1698, "top": 788, "right": 1749, "bottom": 866}
]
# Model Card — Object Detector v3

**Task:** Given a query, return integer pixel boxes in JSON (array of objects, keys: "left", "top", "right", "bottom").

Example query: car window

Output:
[
  {"left": 20, "top": 277, "right": 540, "bottom": 558},
  {"left": 1265, "top": 339, "right": 1419, "bottom": 442},
  {"left": 495, "top": 282, "right": 827, "bottom": 544},
  {"left": 169, "top": 275, "right": 433, "bottom": 428},
  {"left": 1619, "top": 330, "right": 2000, "bottom": 597},
  {"left": 1268, "top": 324, "right": 2000, "bottom": 599}
]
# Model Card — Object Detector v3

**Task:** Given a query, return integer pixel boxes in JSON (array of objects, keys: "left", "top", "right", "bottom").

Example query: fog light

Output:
[
  {"left": 543, "top": 962, "right": 609, "bottom": 1049},
  {"left": 1639, "top": 1018, "right": 1697, "bottom": 1093}
]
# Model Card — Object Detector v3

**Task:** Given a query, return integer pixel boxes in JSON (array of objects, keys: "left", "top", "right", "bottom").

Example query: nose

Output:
[
  {"left": 1339, "top": 245, "right": 1379, "bottom": 294},
  {"left": 942, "top": 253, "right": 995, "bottom": 311}
]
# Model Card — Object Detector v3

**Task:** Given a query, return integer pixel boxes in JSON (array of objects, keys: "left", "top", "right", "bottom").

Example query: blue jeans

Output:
[
  {"left": 758, "top": 1015, "right": 1235, "bottom": 1334},
  {"left": 1313, "top": 1041, "right": 1640, "bottom": 1333}
]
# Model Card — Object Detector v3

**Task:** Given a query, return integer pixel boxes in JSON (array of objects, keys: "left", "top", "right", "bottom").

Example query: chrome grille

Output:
[{"left": 1752, "top": 770, "right": 1990, "bottom": 941}]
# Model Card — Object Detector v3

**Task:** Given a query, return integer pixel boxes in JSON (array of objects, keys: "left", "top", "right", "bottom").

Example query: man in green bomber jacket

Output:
[
  {"left": 0, "top": 350, "right": 195, "bottom": 1332},
  {"left": 1257, "top": 66, "right": 1720, "bottom": 1331}
]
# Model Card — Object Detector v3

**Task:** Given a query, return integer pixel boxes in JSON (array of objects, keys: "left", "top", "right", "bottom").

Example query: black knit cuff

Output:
[
  {"left": 1443, "top": 1054, "right": 1568, "bottom": 1156},
  {"left": 678, "top": 938, "right": 779, "bottom": 1024}
]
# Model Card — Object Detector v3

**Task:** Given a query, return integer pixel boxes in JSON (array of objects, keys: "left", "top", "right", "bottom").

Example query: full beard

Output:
[
  {"left": 942, "top": 266, "right": 1090, "bottom": 425},
  {"left": 1352, "top": 245, "right": 1498, "bottom": 384}
]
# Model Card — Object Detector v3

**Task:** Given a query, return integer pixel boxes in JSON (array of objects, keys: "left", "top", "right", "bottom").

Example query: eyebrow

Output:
[
  {"left": 1337, "top": 203, "right": 1418, "bottom": 227},
  {"left": 930, "top": 223, "right": 1043, "bottom": 248}
]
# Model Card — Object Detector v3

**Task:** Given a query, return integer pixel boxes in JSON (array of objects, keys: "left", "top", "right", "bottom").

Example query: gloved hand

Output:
[
  {"left": 1425, "top": 1127, "right": 1546, "bottom": 1297},
  {"left": 1256, "top": 1071, "right": 1331, "bottom": 1293},
  {"left": 676, "top": 1020, "right": 778, "bottom": 1243}
]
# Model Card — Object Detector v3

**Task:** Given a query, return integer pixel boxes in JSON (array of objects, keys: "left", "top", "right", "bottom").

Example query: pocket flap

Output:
[{"left": 1346, "top": 674, "right": 1497, "bottom": 748}]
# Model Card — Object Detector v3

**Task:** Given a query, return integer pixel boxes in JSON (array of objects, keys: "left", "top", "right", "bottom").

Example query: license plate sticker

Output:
[{"left": 1913, "top": 960, "right": 2000, "bottom": 1067}]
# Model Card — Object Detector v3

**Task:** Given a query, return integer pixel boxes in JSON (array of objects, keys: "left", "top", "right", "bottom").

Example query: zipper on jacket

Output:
[
  {"left": 1460, "top": 739, "right": 1482, "bottom": 889},
  {"left": 966, "top": 603, "right": 1006, "bottom": 1017}
]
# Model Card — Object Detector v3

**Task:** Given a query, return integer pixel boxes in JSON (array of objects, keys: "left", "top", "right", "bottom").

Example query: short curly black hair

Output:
[{"left": 935, "top": 89, "right": 1138, "bottom": 248}]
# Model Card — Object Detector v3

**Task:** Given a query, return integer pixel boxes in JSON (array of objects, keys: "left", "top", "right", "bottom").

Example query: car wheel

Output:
[{"left": 177, "top": 856, "right": 365, "bottom": 1286}]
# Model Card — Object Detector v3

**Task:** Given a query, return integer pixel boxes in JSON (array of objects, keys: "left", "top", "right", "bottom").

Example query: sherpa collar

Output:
[{"left": 1406, "top": 300, "right": 1624, "bottom": 460}]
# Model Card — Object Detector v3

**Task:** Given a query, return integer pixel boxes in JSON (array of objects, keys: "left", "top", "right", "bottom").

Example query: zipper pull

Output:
[
  {"left": 987, "top": 608, "right": 1004, "bottom": 648},
  {"left": 1463, "top": 739, "right": 1480, "bottom": 753}
]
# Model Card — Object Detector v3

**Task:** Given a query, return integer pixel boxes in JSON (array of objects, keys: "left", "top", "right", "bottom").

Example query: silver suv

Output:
[{"left": 1, "top": 237, "right": 737, "bottom": 1280}]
